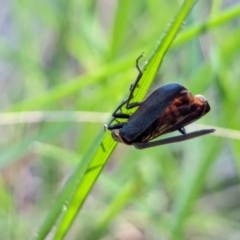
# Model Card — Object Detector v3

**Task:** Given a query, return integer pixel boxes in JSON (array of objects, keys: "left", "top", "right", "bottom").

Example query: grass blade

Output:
[{"left": 34, "top": 1, "right": 197, "bottom": 239}]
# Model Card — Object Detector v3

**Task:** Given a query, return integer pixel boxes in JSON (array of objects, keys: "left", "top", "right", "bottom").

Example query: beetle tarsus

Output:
[
  {"left": 107, "top": 122, "right": 125, "bottom": 130},
  {"left": 103, "top": 124, "right": 108, "bottom": 132}
]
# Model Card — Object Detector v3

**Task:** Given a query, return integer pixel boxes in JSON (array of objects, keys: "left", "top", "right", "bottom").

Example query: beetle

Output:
[{"left": 104, "top": 53, "right": 215, "bottom": 149}]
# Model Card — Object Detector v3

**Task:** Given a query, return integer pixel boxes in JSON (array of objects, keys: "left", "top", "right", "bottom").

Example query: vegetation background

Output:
[{"left": 0, "top": 0, "right": 240, "bottom": 239}]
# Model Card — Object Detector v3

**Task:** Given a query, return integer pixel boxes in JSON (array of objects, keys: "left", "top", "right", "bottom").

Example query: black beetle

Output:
[{"left": 104, "top": 54, "right": 215, "bottom": 149}]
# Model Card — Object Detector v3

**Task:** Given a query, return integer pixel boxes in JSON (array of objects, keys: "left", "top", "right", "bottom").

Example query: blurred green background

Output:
[{"left": 1, "top": 0, "right": 240, "bottom": 239}]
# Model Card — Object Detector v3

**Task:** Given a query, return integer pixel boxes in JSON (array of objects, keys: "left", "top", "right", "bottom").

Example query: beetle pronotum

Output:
[{"left": 104, "top": 54, "right": 215, "bottom": 149}]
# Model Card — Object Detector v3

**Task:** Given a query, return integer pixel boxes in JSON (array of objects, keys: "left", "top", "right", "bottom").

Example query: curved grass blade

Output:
[
  {"left": 85, "top": 179, "right": 137, "bottom": 240},
  {"left": 7, "top": 4, "right": 240, "bottom": 113},
  {"left": 33, "top": 131, "right": 116, "bottom": 240},
  {"left": 34, "top": 1, "right": 197, "bottom": 239},
  {"left": 6, "top": 57, "right": 133, "bottom": 112},
  {"left": 170, "top": 139, "right": 223, "bottom": 240},
  {"left": 173, "top": 3, "right": 240, "bottom": 47}
]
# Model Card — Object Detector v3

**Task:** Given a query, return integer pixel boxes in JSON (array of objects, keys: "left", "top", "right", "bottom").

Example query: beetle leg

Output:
[
  {"left": 107, "top": 99, "right": 136, "bottom": 129},
  {"left": 107, "top": 109, "right": 131, "bottom": 129},
  {"left": 106, "top": 53, "right": 145, "bottom": 129},
  {"left": 106, "top": 122, "right": 126, "bottom": 130},
  {"left": 112, "top": 113, "right": 131, "bottom": 119},
  {"left": 178, "top": 127, "right": 186, "bottom": 134},
  {"left": 108, "top": 100, "right": 129, "bottom": 125},
  {"left": 113, "top": 99, "right": 128, "bottom": 113},
  {"left": 133, "top": 129, "right": 215, "bottom": 149},
  {"left": 109, "top": 100, "right": 131, "bottom": 121},
  {"left": 108, "top": 113, "right": 130, "bottom": 124},
  {"left": 126, "top": 53, "right": 144, "bottom": 108},
  {"left": 129, "top": 52, "right": 144, "bottom": 90},
  {"left": 112, "top": 53, "right": 144, "bottom": 114}
]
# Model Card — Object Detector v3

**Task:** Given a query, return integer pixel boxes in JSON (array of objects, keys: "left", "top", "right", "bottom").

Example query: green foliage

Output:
[{"left": 1, "top": 0, "right": 240, "bottom": 239}]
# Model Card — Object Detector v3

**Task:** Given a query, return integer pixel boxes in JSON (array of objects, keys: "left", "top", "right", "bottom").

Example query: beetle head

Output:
[
  {"left": 111, "top": 129, "right": 122, "bottom": 142},
  {"left": 111, "top": 129, "right": 131, "bottom": 145}
]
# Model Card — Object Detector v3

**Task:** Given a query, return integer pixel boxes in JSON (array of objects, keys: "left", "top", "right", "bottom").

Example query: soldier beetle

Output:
[{"left": 104, "top": 54, "right": 215, "bottom": 149}]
